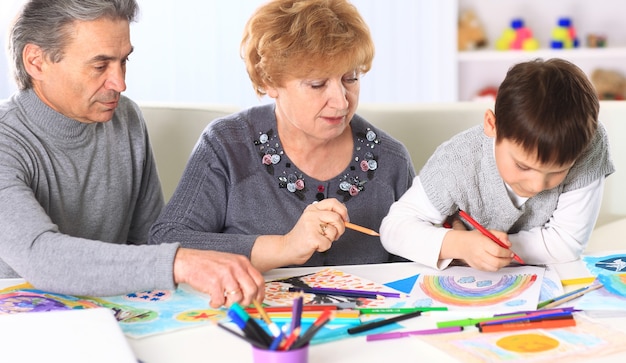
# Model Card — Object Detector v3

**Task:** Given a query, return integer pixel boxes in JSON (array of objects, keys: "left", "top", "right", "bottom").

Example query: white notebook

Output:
[{"left": 0, "top": 307, "right": 137, "bottom": 363}]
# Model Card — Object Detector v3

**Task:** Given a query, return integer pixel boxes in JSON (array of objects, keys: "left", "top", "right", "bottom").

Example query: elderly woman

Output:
[{"left": 149, "top": 0, "right": 414, "bottom": 273}]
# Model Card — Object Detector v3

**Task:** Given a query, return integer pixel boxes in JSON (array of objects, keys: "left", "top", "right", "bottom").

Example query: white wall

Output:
[{"left": 0, "top": 0, "right": 457, "bottom": 107}]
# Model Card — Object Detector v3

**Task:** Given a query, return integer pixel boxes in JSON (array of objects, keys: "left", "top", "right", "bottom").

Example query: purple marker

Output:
[{"left": 366, "top": 326, "right": 463, "bottom": 342}]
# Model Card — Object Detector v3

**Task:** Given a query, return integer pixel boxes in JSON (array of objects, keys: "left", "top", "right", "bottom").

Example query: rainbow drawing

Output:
[{"left": 420, "top": 273, "right": 537, "bottom": 306}]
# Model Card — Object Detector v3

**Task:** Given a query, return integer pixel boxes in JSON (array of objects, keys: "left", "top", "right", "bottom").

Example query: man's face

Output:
[{"left": 32, "top": 18, "right": 132, "bottom": 123}]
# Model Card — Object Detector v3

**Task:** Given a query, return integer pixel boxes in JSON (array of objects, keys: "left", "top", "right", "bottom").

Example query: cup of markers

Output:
[
  {"left": 251, "top": 344, "right": 308, "bottom": 363},
  {"left": 219, "top": 296, "right": 332, "bottom": 363}
]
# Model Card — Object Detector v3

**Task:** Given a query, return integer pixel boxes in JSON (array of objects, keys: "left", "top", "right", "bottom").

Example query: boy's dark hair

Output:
[{"left": 494, "top": 58, "right": 599, "bottom": 165}]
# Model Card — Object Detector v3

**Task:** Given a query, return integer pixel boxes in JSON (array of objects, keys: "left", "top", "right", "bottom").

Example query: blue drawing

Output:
[{"left": 458, "top": 276, "right": 476, "bottom": 284}]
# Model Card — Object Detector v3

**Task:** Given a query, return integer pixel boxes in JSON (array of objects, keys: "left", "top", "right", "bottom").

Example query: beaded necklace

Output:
[{"left": 254, "top": 126, "right": 380, "bottom": 202}]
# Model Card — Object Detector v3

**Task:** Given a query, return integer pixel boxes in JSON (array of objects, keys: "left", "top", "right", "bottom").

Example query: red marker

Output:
[
  {"left": 459, "top": 210, "right": 525, "bottom": 264},
  {"left": 478, "top": 315, "right": 576, "bottom": 333}
]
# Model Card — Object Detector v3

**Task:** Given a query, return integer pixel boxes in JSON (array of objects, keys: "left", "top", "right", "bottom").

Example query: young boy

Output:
[{"left": 380, "top": 58, "right": 614, "bottom": 271}]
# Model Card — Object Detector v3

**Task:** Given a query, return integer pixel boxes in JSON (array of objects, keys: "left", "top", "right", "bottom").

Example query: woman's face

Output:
[{"left": 266, "top": 70, "right": 360, "bottom": 141}]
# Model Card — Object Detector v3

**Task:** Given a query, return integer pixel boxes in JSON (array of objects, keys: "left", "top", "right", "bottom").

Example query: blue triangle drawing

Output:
[{"left": 384, "top": 274, "right": 420, "bottom": 294}]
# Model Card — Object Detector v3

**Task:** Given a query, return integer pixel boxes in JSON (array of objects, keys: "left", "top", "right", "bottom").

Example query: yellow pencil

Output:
[
  {"left": 345, "top": 222, "right": 380, "bottom": 236},
  {"left": 561, "top": 273, "right": 626, "bottom": 286},
  {"left": 252, "top": 299, "right": 282, "bottom": 338},
  {"left": 561, "top": 277, "right": 596, "bottom": 286}
]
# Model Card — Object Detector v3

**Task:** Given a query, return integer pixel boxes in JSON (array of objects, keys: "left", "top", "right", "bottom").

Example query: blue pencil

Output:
[{"left": 537, "top": 284, "right": 596, "bottom": 309}]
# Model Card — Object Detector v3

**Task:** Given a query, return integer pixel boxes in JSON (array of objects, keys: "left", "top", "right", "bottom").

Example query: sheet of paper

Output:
[
  {"left": 407, "top": 265, "right": 545, "bottom": 313},
  {"left": 419, "top": 314, "right": 626, "bottom": 363},
  {"left": 0, "top": 308, "right": 137, "bottom": 363},
  {"left": 0, "top": 283, "right": 224, "bottom": 339},
  {"left": 263, "top": 267, "right": 408, "bottom": 308}
]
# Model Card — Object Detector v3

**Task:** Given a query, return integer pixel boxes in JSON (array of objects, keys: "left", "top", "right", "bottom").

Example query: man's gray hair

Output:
[{"left": 8, "top": 0, "right": 139, "bottom": 90}]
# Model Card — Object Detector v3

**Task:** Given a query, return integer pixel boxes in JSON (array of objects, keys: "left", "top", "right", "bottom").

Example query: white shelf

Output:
[
  {"left": 458, "top": 47, "right": 626, "bottom": 63},
  {"left": 457, "top": 0, "right": 626, "bottom": 101}
]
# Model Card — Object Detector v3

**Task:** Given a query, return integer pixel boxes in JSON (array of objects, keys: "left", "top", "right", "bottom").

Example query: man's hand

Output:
[{"left": 173, "top": 248, "right": 265, "bottom": 308}]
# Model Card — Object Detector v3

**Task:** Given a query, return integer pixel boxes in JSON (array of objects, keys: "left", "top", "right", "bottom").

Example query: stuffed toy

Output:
[
  {"left": 458, "top": 10, "right": 487, "bottom": 51},
  {"left": 591, "top": 68, "right": 626, "bottom": 100}
]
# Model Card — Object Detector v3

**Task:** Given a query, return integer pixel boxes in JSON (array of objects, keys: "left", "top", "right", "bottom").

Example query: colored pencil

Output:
[
  {"left": 268, "top": 331, "right": 284, "bottom": 351},
  {"left": 359, "top": 307, "right": 448, "bottom": 314},
  {"left": 560, "top": 276, "right": 596, "bottom": 286},
  {"left": 494, "top": 307, "right": 578, "bottom": 316},
  {"left": 347, "top": 310, "right": 422, "bottom": 335},
  {"left": 366, "top": 326, "right": 463, "bottom": 341},
  {"left": 537, "top": 285, "right": 593, "bottom": 309},
  {"left": 290, "top": 309, "right": 333, "bottom": 350},
  {"left": 245, "top": 304, "right": 338, "bottom": 314},
  {"left": 252, "top": 299, "right": 281, "bottom": 337},
  {"left": 478, "top": 316, "right": 576, "bottom": 333},
  {"left": 290, "top": 293, "right": 304, "bottom": 334},
  {"left": 252, "top": 310, "right": 360, "bottom": 319},
  {"left": 229, "top": 303, "right": 273, "bottom": 346},
  {"left": 288, "top": 286, "right": 404, "bottom": 299},
  {"left": 541, "top": 283, "right": 603, "bottom": 309},
  {"left": 266, "top": 316, "right": 361, "bottom": 324},
  {"left": 437, "top": 314, "right": 527, "bottom": 328},
  {"left": 561, "top": 274, "right": 626, "bottom": 286},
  {"left": 216, "top": 322, "right": 268, "bottom": 349},
  {"left": 280, "top": 327, "right": 301, "bottom": 350},
  {"left": 478, "top": 311, "right": 575, "bottom": 327},
  {"left": 437, "top": 308, "right": 579, "bottom": 328},
  {"left": 459, "top": 210, "right": 525, "bottom": 264},
  {"left": 344, "top": 222, "right": 380, "bottom": 236},
  {"left": 227, "top": 309, "right": 270, "bottom": 348}
]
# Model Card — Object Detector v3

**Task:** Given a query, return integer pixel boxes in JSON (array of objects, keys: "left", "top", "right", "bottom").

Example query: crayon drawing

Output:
[
  {"left": 583, "top": 254, "right": 626, "bottom": 275},
  {"left": 419, "top": 315, "right": 626, "bottom": 363},
  {"left": 0, "top": 285, "right": 101, "bottom": 314},
  {"left": 263, "top": 268, "right": 407, "bottom": 308},
  {"left": 0, "top": 283, "right": 225, "bottom": 338},
  {"left": 597, "top": 273, "right": 626, "bottom": 297},
  {"left": 93, "top": 287, "right": 226, "bottom": 338},
  {"left": 411, "top": 266, "right": 544, "bottom": 312}
]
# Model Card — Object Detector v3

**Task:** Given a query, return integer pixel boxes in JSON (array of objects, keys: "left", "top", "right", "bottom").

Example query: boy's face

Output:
[
  {"left": 483, "top": 110, "right": 574, "bottom": 198},
  {"left": 493, "top": 139, "right": 573, "bottom": 198}
]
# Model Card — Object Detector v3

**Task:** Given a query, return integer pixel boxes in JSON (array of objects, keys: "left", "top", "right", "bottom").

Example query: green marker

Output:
[
  {"left": 436, "top": 314, "right": 526, "bottom": 328},
  {"left": 358, "top": 307, "right": 448, "bottom": 315}
]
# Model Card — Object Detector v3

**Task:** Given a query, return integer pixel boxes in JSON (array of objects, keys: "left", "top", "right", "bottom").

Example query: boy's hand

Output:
[{"left": 441, "top": 229, "right": 514, "bottom": 271}]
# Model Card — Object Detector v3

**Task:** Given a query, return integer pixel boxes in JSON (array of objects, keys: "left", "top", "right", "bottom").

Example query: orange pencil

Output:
[{"left": 345, "top": 222, "right": 380, "bottom": 236}]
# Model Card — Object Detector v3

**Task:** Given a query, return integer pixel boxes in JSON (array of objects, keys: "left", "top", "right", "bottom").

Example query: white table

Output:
[
  {"left": 127, "top": 260, "right": 626, "bottom": 363},
  {"left": 586, "top": 217, "right": 626, "bottom": 254},
  {"left": 3, "top": 219, "right": 626, "bottom": 363}
]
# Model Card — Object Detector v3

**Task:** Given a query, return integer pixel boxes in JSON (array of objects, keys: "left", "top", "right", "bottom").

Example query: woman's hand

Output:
[{"left": 251, "top": 198, "right": 349, "bottom": 271}]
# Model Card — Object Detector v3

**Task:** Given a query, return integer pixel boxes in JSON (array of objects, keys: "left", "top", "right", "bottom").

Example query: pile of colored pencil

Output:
[
  {"left": 436, "top": 307, "right": 579, "bottom": 334},
  {"left": 218, "top": 295, "right": 332, "bottom": 351}
]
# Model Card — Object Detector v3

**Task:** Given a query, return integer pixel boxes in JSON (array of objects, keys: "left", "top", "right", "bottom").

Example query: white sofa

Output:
[{"left": 140, "top": 101, "right": 626, "bottom": 229}]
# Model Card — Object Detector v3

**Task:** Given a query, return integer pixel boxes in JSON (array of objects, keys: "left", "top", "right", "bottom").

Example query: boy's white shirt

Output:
[{"left": 380, "top": 175, "right": 603, "bottom": 269}]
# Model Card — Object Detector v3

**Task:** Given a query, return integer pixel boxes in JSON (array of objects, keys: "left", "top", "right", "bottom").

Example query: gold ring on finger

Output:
[
  {"left": 224, "top": 289, "right": 241, "bottom": 296},
  {"left": 319, "top": 223, "right": 328, "bottom": 236}
]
